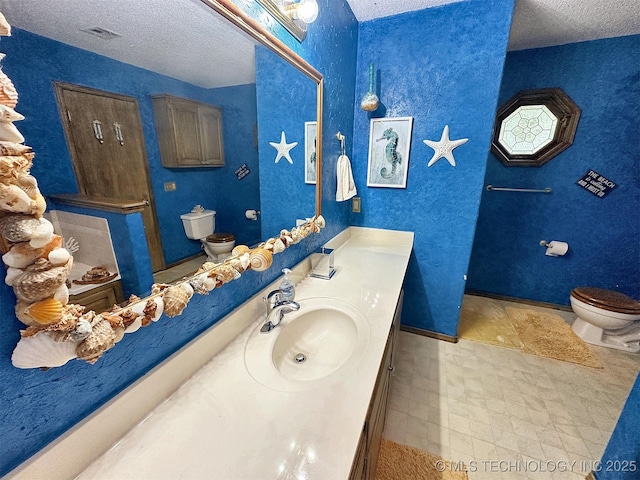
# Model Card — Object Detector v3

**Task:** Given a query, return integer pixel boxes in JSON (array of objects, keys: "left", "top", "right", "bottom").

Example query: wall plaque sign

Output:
[
  {"left": 576, "top": 169, "right": 617, "bottom": 198},
  {"left": 235, "top": 163, "right": 250, "bottom": 180}
]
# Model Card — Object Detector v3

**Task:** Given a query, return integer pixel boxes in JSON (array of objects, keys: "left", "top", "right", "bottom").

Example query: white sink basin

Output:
[{"left": 244, "top": 297, "right": 370, "bottom": 391}]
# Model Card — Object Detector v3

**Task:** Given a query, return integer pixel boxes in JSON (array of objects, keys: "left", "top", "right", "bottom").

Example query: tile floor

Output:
[
  {"left": 153, "top": 254, "right": 207, "bottom": 284},
  {"left": 383, "top": 295, "right": 640, "bottom": 480}
]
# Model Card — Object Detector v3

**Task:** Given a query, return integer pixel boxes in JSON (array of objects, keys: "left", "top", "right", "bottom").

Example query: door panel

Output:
[{"left": 55, "top": 83, "right": 165, "bottom": 272}]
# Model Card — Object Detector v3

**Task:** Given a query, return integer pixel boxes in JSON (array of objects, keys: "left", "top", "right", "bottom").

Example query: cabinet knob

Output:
[{"left": 388, "top": 365, "right": 395, "bottom": 372}]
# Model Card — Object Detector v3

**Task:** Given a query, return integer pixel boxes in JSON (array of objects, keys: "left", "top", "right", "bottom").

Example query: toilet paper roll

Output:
[{"left": 545, "top": 241, "right": 569, "bottom": 257}]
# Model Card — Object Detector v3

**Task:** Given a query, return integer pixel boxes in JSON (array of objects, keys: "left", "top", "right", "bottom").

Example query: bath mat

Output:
[
  {"left": 506, "top": 307, "right": 602, "bottom": 368},
  {"left": 374, "top": 439, "right": 469, "bottom": 480},
  {"left": 458, "top": 297, "right": 602, "bottom": 368}
]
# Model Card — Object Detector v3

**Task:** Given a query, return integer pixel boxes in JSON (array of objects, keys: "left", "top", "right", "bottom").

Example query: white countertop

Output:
[{"left": 76, "top": 227, "right": 413, "bottom": 480}]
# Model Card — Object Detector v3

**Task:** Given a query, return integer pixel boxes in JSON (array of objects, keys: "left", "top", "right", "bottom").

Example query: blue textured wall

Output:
[
  {"left": 467, "top": 35, "right": 640, "bottom": 304},
  {"left": 256, "top": 46, "right": 317, "bottom": 239},
  {"left": 596, "top": 374, "right": 640, "bottom": 480},
  {"left": 0, "top": 0, "right": 357, "bottom": 475},
  {"left": 351, "top": 0, "right": 515, "bottom": 337},
  {"left": 1, "top": 28, "right": 260, "bottom": 267}
]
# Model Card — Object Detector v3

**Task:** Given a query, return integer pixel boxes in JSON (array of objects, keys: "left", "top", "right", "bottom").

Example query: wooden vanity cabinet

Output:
[
  {"left": 350, "top": 290, "right": 403, "bottom": 480},
  {"left": 69, "top": 280, "right": 124, "bottom": 314},
  {"left": 151, "top": 94, "right": 224, "bottom": 167}
]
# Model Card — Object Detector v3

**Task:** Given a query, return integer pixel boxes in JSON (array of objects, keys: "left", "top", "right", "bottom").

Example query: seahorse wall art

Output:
[{"left": 376, "top": 127, "right": 401, "bottom": 179}]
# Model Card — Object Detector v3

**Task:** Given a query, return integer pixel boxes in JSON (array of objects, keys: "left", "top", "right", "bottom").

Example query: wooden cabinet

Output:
[
  {"left": 69, "top": 280, "right": 124, "bottom": 314},
  {"left": 350, "top": 290, "right": 403, "bottom": 480},
  {"left": 151, "top": 94, "right": 224, "bottom": 167}
]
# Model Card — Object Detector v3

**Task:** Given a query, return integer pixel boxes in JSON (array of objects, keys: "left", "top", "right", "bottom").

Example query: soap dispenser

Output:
[{"left": 279, "top": 268, "right": 295, "bottom": 301}]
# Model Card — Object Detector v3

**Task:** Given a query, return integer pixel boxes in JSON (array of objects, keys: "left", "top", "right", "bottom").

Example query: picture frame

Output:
[
  {"left": 366, "top": 116, "right": 413, "bottom": 188},
  {"left": 304, "top": 121, "right": 317, "bottom": 184}
]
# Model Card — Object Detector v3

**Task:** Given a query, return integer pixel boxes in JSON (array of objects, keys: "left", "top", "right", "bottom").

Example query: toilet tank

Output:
[{"left": 180, "top": 209, "right": 216, "bottom": 240}]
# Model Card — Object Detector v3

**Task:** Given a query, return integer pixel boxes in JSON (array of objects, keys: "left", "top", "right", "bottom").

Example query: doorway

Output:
[{"left": 54, "top": 82, "right": 165, "bottom": 272}]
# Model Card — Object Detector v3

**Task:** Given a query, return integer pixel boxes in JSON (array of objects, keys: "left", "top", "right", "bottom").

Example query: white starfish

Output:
[
  {"left": 269, "top": 131, "right": 298, "bottom": 164},
  {"left": 423, "top": 125, "right": 468, "bottom": 167}
]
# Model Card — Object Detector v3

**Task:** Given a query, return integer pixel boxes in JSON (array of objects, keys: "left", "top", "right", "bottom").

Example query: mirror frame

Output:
[
  {"left": 201, "top": 0, "right": 323, "bottom": 216},
  {"left": 255, "top": 0, "right": 307, "bottom": 42}
]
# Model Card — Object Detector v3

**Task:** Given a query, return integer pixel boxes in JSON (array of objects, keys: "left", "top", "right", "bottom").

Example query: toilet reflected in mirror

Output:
[{"left": 180, "top": 207, "right": 236, "bottom": 263}]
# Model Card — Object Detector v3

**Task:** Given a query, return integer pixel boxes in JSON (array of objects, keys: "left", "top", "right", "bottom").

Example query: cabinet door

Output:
[
  {"left": 349, "top": 426, "right": 367, "bottom": 480},
  {"left": 170, "top": 100, "right": 203, "bottom": 166},
  {"left": 198, "top": 105, "right": 224, "bottom": 166},
  {"left": 69, "top": 281, "right": 124, "bottom": 314}
]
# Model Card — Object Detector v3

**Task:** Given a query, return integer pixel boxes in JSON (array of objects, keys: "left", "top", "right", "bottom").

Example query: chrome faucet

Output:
[{"left": 261, "top": 289, "right": 300, "bottom": 333}]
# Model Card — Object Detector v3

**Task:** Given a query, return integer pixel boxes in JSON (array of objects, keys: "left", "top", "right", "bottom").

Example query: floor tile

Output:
[{"left": 382, "top": 295, "right": 640, "bottom": 477}]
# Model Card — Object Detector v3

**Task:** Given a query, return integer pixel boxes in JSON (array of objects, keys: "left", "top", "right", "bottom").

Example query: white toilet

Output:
[
  {"left": 570, "top": 287, "right": 640, "bottom": 353},
  {"left": 180, "top": 208, "right": 235, "bottom": 262}
]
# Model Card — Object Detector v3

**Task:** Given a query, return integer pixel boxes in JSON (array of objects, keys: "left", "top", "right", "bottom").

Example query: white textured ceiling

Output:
[
  {"left": 347, "top": 0, "right": 640, "bottom": 51},
  {"left": 0, "top": 0, "right": 258, "bottom": 88},
  {"left": 1, "top": 0, "right": 639, "bottom": 88}
]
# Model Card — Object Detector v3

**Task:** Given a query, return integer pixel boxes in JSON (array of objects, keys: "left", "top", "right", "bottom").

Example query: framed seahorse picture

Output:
[
  {"left": 304, "top": 121, "right": 317, "bottom": 185},
  {"left": 366, "top": 117, "right": 413, "bottom": 188}
]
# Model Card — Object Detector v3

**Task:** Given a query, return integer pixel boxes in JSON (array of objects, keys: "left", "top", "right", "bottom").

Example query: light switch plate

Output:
[{"left": 352, "top": 197, "right": 361, "bottom": 213}]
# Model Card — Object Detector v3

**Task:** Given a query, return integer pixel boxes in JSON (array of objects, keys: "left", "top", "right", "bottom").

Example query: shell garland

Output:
[{"left": 1, "top": 10, "right": 327, "bottom": 370}]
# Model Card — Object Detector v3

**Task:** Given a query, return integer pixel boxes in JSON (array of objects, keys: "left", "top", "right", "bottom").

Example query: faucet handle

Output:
[{"left": 263, "top": 289, "right": 283, "bottom": 306}]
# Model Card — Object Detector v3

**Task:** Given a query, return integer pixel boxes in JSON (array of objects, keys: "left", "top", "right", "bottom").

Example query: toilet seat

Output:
[
  {"left": 570, "top": 287, "right": 640, "bottom": 315},
  {"left": 205, "top": 232, "right": 235, "bottom": 243}
]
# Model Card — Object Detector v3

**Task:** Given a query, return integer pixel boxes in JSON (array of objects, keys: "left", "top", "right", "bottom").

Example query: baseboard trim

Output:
[
  {"left": 464, "top": 289, "right": 573, "bottom": 312},
  {"left": 400, "top": 325, "right": 458, "bottom": 343}
]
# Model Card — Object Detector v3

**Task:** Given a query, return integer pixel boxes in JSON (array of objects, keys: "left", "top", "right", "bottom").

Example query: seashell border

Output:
[{"left": 0, "top": 12, "right": 325, "bottom": 369}]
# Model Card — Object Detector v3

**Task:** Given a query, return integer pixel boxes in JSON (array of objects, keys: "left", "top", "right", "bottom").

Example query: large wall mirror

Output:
[{"left": 0, "top": 0, "right": 323, "bottom": 299}]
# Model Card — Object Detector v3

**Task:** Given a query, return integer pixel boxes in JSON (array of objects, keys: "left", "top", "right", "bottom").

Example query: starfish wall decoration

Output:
[
  {"left": 423, "top": 125, "right": 468, "bottom": 167},
  {"left": 269, "top": 131, "right": 298, "bottom": 164}
]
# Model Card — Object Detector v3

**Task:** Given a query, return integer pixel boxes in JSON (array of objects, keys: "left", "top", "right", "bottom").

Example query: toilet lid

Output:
[
  {"left": 571, "top": 287, "right": 640, "bottom": 314},
  {"left": 206, "top": 232, "right": 235, "bottom": 243}
]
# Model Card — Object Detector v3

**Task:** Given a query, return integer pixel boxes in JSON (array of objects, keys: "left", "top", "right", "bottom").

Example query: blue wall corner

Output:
[
  {"left": 467, "top": 35, "right": 640, "bottom": 305},
  {"left": 351, "top": 0, "right": 515, "bottom": 336}
]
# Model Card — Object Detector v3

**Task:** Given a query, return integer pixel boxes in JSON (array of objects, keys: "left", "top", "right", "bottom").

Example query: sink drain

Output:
[{"left": 294, "top": 353, "right": 307, "bottom": 364}]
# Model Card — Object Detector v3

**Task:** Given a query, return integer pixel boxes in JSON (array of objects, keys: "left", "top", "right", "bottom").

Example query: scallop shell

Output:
[
  {"left": 0, "top": 105, "right": 23, "bottom": 123},
  {"left": 12, "top": 258, "right": 70, "bottom": 303},
  {"left": 29, "top": 217, "right": 54, "bottom": 248},
  {"left": 15, "top": 300, "right": 38, "bottom": 326},
  {"left": 26, "top": 298, "right": 64, "bottom": 325},
  {"left": 232, "top": 245, "right": 250, "bottom": 256},
  {"left": 2, "top": 242, "right": 44, "bottom": 268},
  {"left": 0, "top": 153, "right": 34, "bottom": 180},
  {"left": 0, "top": 183, "right": 36, "bottom": 214},
  {"left": 76, "top": 318, "right": 117, "bottom": 364},
  {"left": 12, "top": 333, "right": 78, "bottom": 369},
  {"left": 249, "top": 248, "right": 272, "bottom": 272},
  {"left": 0, "top": 141, "right": 31, "bottom": 156},
  {"left": 0, "top": 214, "right": 40, "bottom": 242},
  {"left": 162, "top": 284, "right": 193, "bottom": 317},
  {"left": 0, "top": 69, "right": 18, "bottom": 109}
]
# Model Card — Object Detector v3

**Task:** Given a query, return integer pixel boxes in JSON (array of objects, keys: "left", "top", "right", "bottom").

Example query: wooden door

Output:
[{"left": 54, "top": 82, "right": 165, "bottom": 272}]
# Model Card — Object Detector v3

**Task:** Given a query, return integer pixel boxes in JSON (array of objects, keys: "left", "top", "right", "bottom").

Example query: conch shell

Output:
[
  {"left": 76, "top": 317, "right": 117, "bottom": 364},
  {"left": 0, "top": 153, "right": 34, "bottom": 180},
  {"left": 0, "top": 183, "right": 36, "bottom": 214},
  {"left": 26, "top": 297, "right": 64, "bottom": 325},
  {"left": 0, "top": 68, "right": 18, "bottom": 109},
  {"left": 162, "top": 283, "right": 193, "bottom": 317},
  {"left": 12, "top": 332, "right": 78, "bottom": 369},
  {"left": 12, "top": 257, "right": 71, "bottom": 303},
  {"left": 0, "top": 141, "right": 31, "bottom": 157},
  {"left": 249, "top": 248, "right": 272, "bottom": 272},
  {"left": 0, "top": 214, "right": 40, "bottom": 243}
]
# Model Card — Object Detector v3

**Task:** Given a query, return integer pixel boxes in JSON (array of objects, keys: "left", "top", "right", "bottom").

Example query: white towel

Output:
[{"left": 336, "top": 154, "right": 357, "bottom": 202}]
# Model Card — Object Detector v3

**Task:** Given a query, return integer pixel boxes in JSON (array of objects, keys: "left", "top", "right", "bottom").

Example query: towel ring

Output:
[{"left": 336, "top": 132, "right": 346, "bottom": 156}]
